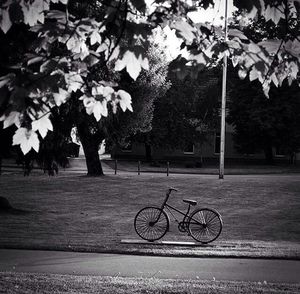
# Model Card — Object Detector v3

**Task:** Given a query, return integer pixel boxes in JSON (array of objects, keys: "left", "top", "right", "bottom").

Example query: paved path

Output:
[{"left": 0, "top": 249, "right": 300, "bottom": 283}]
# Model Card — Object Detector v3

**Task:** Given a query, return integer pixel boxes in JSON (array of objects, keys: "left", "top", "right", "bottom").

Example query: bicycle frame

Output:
[
  {"left": 164, "top": 203, "right": 192, "bottom": 224},
  {"left": 156, "top": 188, "right": 193, "bottom": 225}
]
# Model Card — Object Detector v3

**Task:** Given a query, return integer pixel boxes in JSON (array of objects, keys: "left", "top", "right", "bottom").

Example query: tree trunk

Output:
[
  {"left": 77, "top": 124, "right": 104, "bottom": 176},
  {"left": 264, "top": 144, "right": 274, "bottom": 165},
  {"left": 81, "top": 138, "right": 104, "bottom": 176},
  {"left": 145, "top": 143, "right": 152, "bottom": 162}
]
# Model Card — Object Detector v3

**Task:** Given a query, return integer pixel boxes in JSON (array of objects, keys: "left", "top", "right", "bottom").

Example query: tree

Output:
[
  {"left": 0, "top": 0, "right": 299, "bottom": 159},
  {"left": 228, "top": 77, "right": 300, "bottom": 164},
  {"left": 106, "top": 41, "right": 171, "bottom": 159},
  {"left": 226, "top": 8, "right": 300, "bottom": 164},
  {"left": 138, "top": 68, "right": 220, "bottom": 161}
]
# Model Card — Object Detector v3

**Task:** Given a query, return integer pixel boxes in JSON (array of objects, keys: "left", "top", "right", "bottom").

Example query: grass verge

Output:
[
  {"left": 1, "top": 272, "right": 300, "bottom": 294},
  {"left": 0, "top": 173, "right": 299, "bottom": 258}
]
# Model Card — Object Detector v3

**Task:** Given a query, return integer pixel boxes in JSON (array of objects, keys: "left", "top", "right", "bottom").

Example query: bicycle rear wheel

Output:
[
  {"left": 188, "top": 208, "right": 222, "bottom": 244},
  {"left": 134, "top": 207, "right": 169, "bottom": 242}
]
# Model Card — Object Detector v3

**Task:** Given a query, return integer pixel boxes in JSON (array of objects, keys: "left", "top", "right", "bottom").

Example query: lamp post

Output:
[{"left": 219, "top": 0, "right": 228, "bottom": 179}]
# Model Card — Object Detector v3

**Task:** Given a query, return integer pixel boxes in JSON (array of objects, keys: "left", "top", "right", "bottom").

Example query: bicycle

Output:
[{"left": 134, "top": 187, "right": 223, "bottom": 244}]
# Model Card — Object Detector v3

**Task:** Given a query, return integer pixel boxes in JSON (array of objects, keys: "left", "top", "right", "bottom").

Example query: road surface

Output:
[{"left": 0, "top": 249, "right": 300, "bottom": 283}]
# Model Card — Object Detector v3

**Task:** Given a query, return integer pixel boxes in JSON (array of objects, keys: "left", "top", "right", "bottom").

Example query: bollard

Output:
[
  {"left": 167, "top": 161, "right": 169, "bottom": 176},
  {"left": 114, "top": 159, "right": 117, "bottom": 175},
  {"left": 138, "top": 161, "right": 141, "bottom": 175}
]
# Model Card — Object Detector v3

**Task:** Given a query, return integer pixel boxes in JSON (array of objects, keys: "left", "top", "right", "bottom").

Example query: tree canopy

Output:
[
  {"left": 228, "top": 78, "right": 300, "bottom": 163},
  {"left": 144, "top": 69, "right": 220, "bottom": 152},
  {"left": 0, "top": 0, "right": 299, "bottom": 155},
  {"left": 226, "top": 6, "right": 300, "bottom": 163}
]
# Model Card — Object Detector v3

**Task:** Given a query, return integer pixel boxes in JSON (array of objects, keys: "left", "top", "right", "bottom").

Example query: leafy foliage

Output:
[
  {"left": 106, "top": 42, "right": 171, "bottom": 149},
  {"left": 228, "top": 77, "right": 300, "bottom": 162},
  {"left": 0, "top": 0, "right": 299, "bottom": 155},
  {"left": 144, "top": 69, "right": 220, "bottom": 153},
  {"left": 227, "top": 9, "right": 300, "bottom": 163}
]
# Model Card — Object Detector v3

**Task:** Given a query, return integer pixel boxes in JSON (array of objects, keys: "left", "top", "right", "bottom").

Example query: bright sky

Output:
[
  {"left": 146, "top": 0, "right": 236, "bottom": 59},
  {"left": 188, "top": 0, "right": 235, "bottom": 24}
]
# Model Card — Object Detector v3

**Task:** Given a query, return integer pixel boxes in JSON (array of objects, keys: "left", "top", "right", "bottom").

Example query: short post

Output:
[
  {"left": 167, "top": 161, "right": 169, "bottom": 176},
  {"left": 114, "top": 159, "right": 117, "bottom": 175},
  {"left": 138, "top": 161, "right": 141, "bottom": 175}
]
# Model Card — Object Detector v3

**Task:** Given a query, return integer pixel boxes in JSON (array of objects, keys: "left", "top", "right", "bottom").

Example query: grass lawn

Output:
[
  {"left": 1, "top": 272, "right": 299, "bottom": 294},
  {"left": 0, "top": 172, "right": 300, "bottom": 258}
]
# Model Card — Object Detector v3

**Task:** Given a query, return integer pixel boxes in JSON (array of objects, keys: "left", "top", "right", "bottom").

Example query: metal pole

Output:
[
  {"left": 138, "top": 161, "right": 141, "bottom": 175},
  {"left": 114, "top": 159, "right": 117, "bottom": 175},
  {"left": 167, "top": 161, "right": 169, "bottom": 176},
  {"left": 219, "top": 0, "right": 228, "bottom": 180}
]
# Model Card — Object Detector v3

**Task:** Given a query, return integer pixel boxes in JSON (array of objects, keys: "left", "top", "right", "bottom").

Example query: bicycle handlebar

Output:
[
  {"left": 162, "top": 187, "right": 178, "bottom": 207},
  {"left": 167, "top": 187, "right": 178, "bottom": 193}
]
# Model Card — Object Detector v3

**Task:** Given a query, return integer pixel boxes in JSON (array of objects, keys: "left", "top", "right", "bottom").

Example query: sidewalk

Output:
[
  {"left": 2, "top": 157, "right": 300, "bottom": 175},
  {"left": 102, "top": 159, "right": 300, "bottom": 175}
]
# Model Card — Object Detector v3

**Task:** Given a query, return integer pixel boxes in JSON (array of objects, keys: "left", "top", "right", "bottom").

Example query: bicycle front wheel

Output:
[
  {"left": 134, "top": 207, "right": 169, "bottom": 242},
  {"left": 188, "top": 208, "right": 223, "bottom": 244}
]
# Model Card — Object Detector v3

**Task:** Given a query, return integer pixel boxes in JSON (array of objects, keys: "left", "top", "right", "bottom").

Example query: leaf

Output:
[
  {"left": 247, "top": 61, "right": 267, "bottom": 83},
  {"left": 90, "top": 30, "right": 102, "bottom": 45},
  {"left": 284, "top": 40, "right": 300, "bottom": 58},
  {"left": 0, "top": 79, "right": 9, "bottom": 88},
  {"left": 288, "top": 61, "right": 298, "bottom": 80},
  {"left": 270, "top": 73, "right": 279, "bottom": 87},
  {"left": 40, "top": 59, "right": 56, "bottom": 73},
  {"left": 83, "top": 54, "right": 98, "bottom": 67},
  {"left": 0, "top": 111, "right": 21, "bottom": 129},
  {"left": 81, "top": 95, "right": 96, "bottom": 115},
  {"left": 31, "top": 113, "right": 53, "bottom": 138},
  {"left": 249, "top": 67, "right": 260, "bottom": 82},
  {"left": 248, "top": 43, "right": 261, "bottom": 53},
  {"left": 53, "top": 88, "right": 70, "bottom": 106},
  {"left": 65, "top": 72, "right": 84, "bottom": 92},
  {"left": 115, "top": 49, "right": 149, "bottom": 80},
  {"left": 263, "top": 4, "right": 284, "bottom": 25},
  {"left": 233, "top": 0, "right": 264, "bottom": 13},
  {"left": 117, "top": 90, "right": 133, "bottom": 112},
  {"left": 0, "top": 73, "right": 14, "bottom": 88},
  {"left": 246, "top": 6, "right": 258, "bottom": 19},
  {"left": 228, "top": 29, "right": 248, "bottom": 40},
  {"left": 21, "top": 0, "right": 48, "bottom": 26},
  {"left": 231, "top": 55, "right": 241, "bottom": 67},
  {"left": 13, "top": 128, "right": 40, "bottom": 154},
  {"left": 0, "top": 8, "right": 12, "bottom": 33},
  {"left": 93, "top": 101, "right": 108, "bottom": 121},
  {"left": 262, "top": 81, "right": 271, "bottom": 98},
  {"left": 92, "top": 85, "right": 114, "bottom": 100},
  {"left": 259, "top": 40, "right": 281, "bottom": 54},
  {"left": 188, "top": 52, "right": 207, "bottom": 65},
  {"left": 27, "top": 56, "right": 44, "bottom": 65},
  {"left": 130, "top": 0, "right": 146, "bottom": 13},
  {"left": 46, "top": 10, "right": 67, "bottom": 22},
  {"left": 238, "top": 69, "right": 247, "bottom": 80},
  {"left": 171, "top": 20, "right": 196, "bottom": 44}
]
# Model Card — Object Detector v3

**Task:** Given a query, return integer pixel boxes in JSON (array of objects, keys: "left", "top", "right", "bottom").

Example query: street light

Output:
[{"left": 219, "top": 0, "right": 228, "bottom": 179}]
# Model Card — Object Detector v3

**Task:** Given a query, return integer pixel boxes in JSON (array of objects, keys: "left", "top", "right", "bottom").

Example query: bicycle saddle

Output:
[{"left": 183, "top": 199, "right": 197, "bottom": 206}]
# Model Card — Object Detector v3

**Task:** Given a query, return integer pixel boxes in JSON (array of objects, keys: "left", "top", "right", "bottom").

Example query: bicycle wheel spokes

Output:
[
  {"left": 188, "top": 208, "right": 222, "bottom": 244},
  {"left": 134, "top": 207, "right": 169, "bottom": 241}
]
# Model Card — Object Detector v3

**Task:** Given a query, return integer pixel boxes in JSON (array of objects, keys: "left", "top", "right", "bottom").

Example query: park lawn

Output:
[
  {"left": 0, "top": 172, "right": 299, "bottom": 257},
  {"left": 1, "top": 272, "right": 299, "bottom": 294}
]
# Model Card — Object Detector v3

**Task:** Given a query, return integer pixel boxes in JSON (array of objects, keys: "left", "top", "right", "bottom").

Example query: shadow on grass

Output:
[
  {"left": 0, "top": 208, "right": 32, "bottom": 215},
  {"left": 0, "top": 196, "right": 32, "bottom": 215}
]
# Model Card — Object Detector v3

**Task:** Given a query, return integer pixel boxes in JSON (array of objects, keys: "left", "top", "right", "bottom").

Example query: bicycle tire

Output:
[
  {"left": 134, "top": 206, "right": 169, "bottom": 242},
  {"left": 188, "top": 208, "right": 223, "bottom": 244}
]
